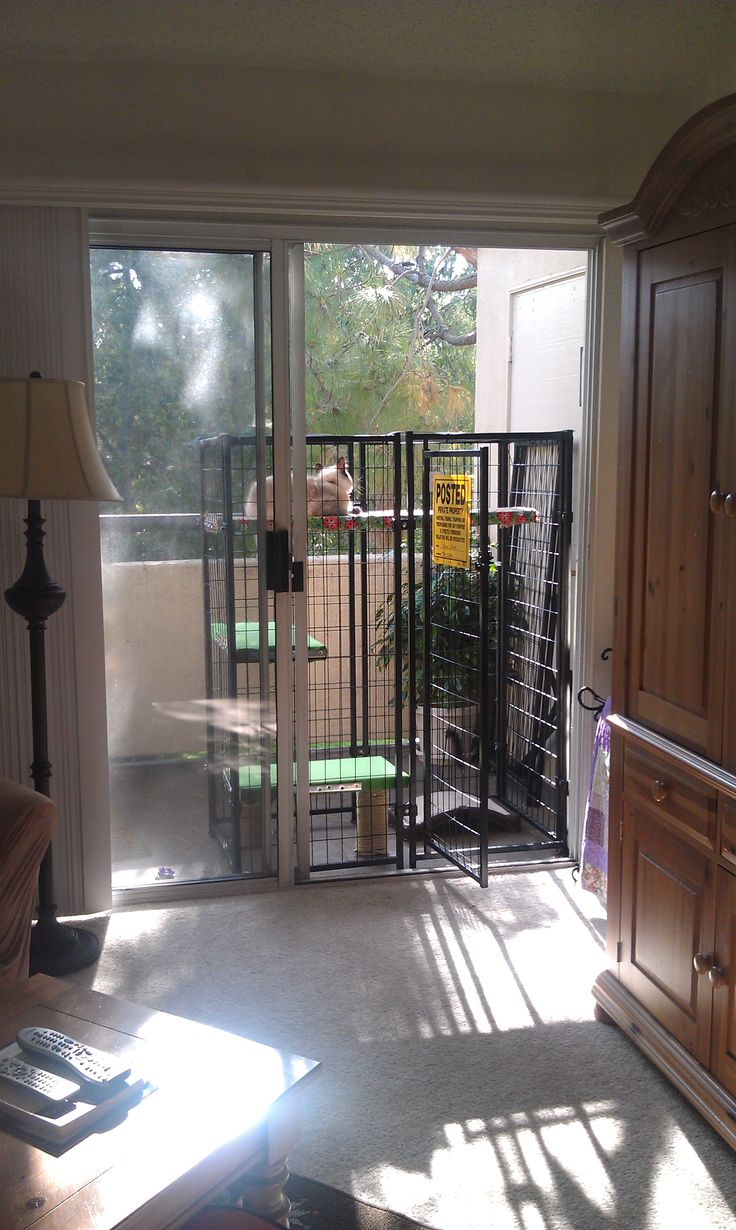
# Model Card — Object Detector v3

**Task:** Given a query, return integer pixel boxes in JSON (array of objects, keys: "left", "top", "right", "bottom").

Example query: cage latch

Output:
[
  {"left": 265, "top": 529, "right": 291, "bottom": 592},
  {"left": 291, "top": 559, "right": 305, "bottom": 592}
]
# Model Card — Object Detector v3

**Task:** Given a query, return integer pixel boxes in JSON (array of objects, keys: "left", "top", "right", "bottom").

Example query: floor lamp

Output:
[{"left": 0, "top": 374, "right": 120, "bottom": 975}]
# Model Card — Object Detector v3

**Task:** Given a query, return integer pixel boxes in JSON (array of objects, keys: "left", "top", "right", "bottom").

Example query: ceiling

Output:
[{"left": 1, "top": 0, "right": 734, "bottom": 97}]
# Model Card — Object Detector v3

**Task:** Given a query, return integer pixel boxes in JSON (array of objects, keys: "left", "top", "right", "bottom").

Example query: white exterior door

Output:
[{"left": 508, "top": 268, "right": 585, "bottom": 630}]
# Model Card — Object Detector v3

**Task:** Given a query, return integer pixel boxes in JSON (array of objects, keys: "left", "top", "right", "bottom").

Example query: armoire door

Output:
[
  {"left": 712, "top": 865, "right": 736, "bottom": 1097},
  {"left": 619, "top": 804, "right": 715, "bottom": 1064},
  {"left": 627, "top": 227, "right": 734, "bottom": 760}
]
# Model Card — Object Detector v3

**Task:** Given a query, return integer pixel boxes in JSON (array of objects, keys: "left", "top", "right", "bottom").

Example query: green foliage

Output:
[
  {"left": 91, "top": 243, "right": 477, "bottom": 526},
  {"left": 91, "top": 248, "right": 264, "bottom": 514},
  {"left": 374, "top": 559, "right": 498, "bottom": 708},
  {"left": 304, "top": 243, "right": 476, "bottom": 436}
]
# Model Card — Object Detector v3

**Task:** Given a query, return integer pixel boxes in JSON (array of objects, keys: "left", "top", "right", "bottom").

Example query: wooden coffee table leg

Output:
[
  {"left": 236, "top": 1156, "right": 291, "bottom": 1227},
  {"left": 229, "top": 1093, "right": 304, "bottom": 1226}
]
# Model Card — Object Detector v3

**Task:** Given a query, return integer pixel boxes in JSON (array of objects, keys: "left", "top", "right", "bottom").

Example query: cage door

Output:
[{"left": 420, "top": 447, "right": 492, "bottom": 886}]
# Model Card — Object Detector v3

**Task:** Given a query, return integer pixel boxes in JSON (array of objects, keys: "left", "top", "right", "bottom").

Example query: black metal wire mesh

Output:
[
  {"left": 200, "top": 436, "right": 239, "bottom": 870},
  {"left": 503, "top": 440, "right": 570, "bottom": 835},
  {"left": 303, "top": 435, "right": 404, "bottom": 870},
  {"left": 200, "top": 429, "right": 571, "bottom": 882},
  {"left": 410, "top": 432, "right": 572, "bottom": 881},
  {"left": 420, "top": 448, "right": 492, "bottom": 883},
  {"left": 200, "top": 434, "right": 277, "bottom": 877},
  {"left": 201, "top": 433, "right": 406, "bottom": 875}
]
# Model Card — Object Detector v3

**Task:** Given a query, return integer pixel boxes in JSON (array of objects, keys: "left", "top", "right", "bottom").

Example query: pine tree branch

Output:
[
  {"left": 361, "top": 245, "right": 477, "bottom": 292},
  {"left": 364, "top": 248, "right": 445, "bottom": 432},
  {"left": 424, "top": 295, "right": 477, "bottom": 346}
]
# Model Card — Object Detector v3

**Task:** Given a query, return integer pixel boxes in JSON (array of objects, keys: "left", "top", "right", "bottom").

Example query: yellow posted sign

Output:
[{"left": 432, "top": 473, "right": 472, "bottom": 568}]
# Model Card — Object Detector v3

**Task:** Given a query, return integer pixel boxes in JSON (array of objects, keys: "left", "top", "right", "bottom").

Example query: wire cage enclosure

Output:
[
  {"left": 407, "top": 431, "right": 573, "bottom": 886},
  {"left": 298, "top": 434, "right": 409, "bottom": 871},
  {"left": 200, "top": 430, "right": 572, "bottom": 883},
  {"left": 199, "top": 433, "right": 408, "bottom": 876},
  {"left": 200, "top": 434, "right": 278, "bottom": 875}
]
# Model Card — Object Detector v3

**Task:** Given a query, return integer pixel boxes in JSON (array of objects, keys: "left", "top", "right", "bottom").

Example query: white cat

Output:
[
  {"left": 307, "top": 457, "right": 355, "bottom": 517},
  {"left": 245, "top": 456, "right": 355, "bottom": 526}
]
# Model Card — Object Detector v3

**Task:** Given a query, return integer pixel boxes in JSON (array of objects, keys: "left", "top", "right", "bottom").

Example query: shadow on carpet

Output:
[
  {"left": 284, "top": 1174, "right": 434, "bottom": 1230},
  {"left": 202, "top": 1173, "right": 434, "bottom": 1230}
]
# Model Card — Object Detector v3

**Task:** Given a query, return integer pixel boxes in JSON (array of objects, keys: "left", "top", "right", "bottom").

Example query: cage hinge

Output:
[{"left": 616, "top": 940, "right": 624, "bottom": 964}]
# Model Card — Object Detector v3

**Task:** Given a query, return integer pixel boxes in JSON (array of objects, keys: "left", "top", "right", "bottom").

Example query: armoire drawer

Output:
[{"left": 623, "top": 744, "right": 717, "bottom": 850}]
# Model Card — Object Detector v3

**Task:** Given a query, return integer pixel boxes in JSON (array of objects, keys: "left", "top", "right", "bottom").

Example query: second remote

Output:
[{"left": 17, "top": 1027, "right": 131, "bottom": 1088}]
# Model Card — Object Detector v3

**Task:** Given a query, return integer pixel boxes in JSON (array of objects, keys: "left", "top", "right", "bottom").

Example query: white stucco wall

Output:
[
  {"left": 103, "top": 554, "right": 399, "bottom": 759},
  {"left": 474, "top": 249, "right": 587, "bottom": 433},
  {"left": 103, "top": 560, "right": 208, "bottom": 758}
]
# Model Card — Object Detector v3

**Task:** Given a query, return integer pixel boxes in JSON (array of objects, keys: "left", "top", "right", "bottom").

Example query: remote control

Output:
[
  {"left": 16, "top": 1027, "right": 131, "bottom": 1089},
  {"left": 0, "top": 1054, "right": 79, "bottom": 1102}
]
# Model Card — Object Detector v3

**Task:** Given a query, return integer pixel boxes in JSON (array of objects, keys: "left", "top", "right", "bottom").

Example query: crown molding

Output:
[{"left": 0, "top": 176, "right": 616, "bottom": 240}]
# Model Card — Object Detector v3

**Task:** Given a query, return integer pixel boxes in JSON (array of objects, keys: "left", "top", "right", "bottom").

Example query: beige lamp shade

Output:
[{"left": 0, "top": 376, "right": 120, "bottom": 501}]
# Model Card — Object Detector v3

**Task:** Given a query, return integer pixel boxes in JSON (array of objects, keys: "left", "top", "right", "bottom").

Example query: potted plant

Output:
[{"left": 374, "top": 558, "right": 500, "bottom": 762}]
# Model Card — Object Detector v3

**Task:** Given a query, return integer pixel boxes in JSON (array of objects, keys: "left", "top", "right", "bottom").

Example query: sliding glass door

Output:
[{"left": 90, "top": 236, "right": 302, "bottom": 893}]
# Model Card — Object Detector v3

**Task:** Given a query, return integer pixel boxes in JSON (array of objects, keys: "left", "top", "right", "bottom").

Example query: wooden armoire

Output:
[{"left": 594, "top": 93, "right": 736, "bottom": 1150}]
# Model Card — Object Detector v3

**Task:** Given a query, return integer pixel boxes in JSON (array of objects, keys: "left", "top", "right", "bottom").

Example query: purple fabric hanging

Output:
[{"left": 580, "top": 696, "right": 611, "bottom": 905}]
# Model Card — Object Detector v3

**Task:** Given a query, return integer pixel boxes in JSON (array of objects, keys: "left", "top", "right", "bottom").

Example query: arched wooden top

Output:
[{"left": 600, "top": 92, "right": 736, "bottom": 244}]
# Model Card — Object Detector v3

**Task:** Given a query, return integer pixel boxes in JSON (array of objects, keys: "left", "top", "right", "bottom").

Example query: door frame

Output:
[{"left": 84, "top": 216, "right": 608, "bottom": 906}]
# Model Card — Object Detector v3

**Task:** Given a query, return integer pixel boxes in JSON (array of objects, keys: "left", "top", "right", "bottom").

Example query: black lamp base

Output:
[
  {"left": 6, "top": 497, "right": 102, "bottom": 979},
  {"left": 29, "top": 914, "right": 100, "bottom": 977}
]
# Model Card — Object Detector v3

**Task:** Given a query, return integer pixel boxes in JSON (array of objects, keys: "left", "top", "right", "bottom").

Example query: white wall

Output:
[
  {"left": 0, "top": 63, "right": 692, "bottom": 208},
  {"left": 0, "top": 206, "right": 113, "bottom": 914},
  {"left": 687, "top": 46, "right": 736, "bottom": 115},
  {"left": 587, "top": 243, "right": 621, "bottom": 706}
]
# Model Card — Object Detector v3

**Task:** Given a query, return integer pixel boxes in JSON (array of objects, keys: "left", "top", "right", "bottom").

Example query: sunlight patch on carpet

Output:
[
  {"left": 371, "top": 1102, "right": 627, "bottom": 1230},
  {"left": 101, "top": 907, "right": 167, "bottom": 943},
  {"left": 537, "top": 1108, "right": 616, "bottom": 1213},
  {"left": 411, "top": 903, "right": 538, "bottom": 1036},
  {"left": 648, "top": 1123, "right": 735, "bottom": 1226}
]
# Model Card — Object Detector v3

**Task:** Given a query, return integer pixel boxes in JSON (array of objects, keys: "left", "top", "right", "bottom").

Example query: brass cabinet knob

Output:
[
  {"left": 711, "top": 489, "right": 725, "bottom": 513},
  {"left": 726, "top": 493, "right": 736, "bottom": 519},
  {"left": 708, "top": 965, "right": 728, "bottom": 989},
  {"left": 693, "top": 953, "right": 712, "bottom": 975},
  {"left": 651, "top": 779, "right": 668, "bottom": 803}
]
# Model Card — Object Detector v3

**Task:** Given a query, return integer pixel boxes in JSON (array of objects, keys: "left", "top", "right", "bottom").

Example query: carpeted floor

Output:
[{"left": 65, "top": 869, "right": 736, "bottom": 1230}]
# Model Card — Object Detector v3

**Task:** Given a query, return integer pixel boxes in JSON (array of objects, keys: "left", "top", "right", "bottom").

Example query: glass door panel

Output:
[{"left": 91, "top": 245, "right": 282, "bottom": 890}]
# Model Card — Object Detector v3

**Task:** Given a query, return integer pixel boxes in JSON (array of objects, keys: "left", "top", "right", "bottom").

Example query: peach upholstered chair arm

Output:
[{"left": 0, "top": 775, "right": 56, "bottom": 986}]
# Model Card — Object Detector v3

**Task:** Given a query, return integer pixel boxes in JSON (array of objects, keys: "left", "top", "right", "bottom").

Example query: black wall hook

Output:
[{"left": 577, "top": 685, "right": 606, "bottom": 720}]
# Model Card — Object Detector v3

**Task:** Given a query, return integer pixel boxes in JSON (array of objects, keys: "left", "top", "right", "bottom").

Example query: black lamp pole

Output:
[{"left": 4, "top": 498, "right": 100, "bottom": 974}]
